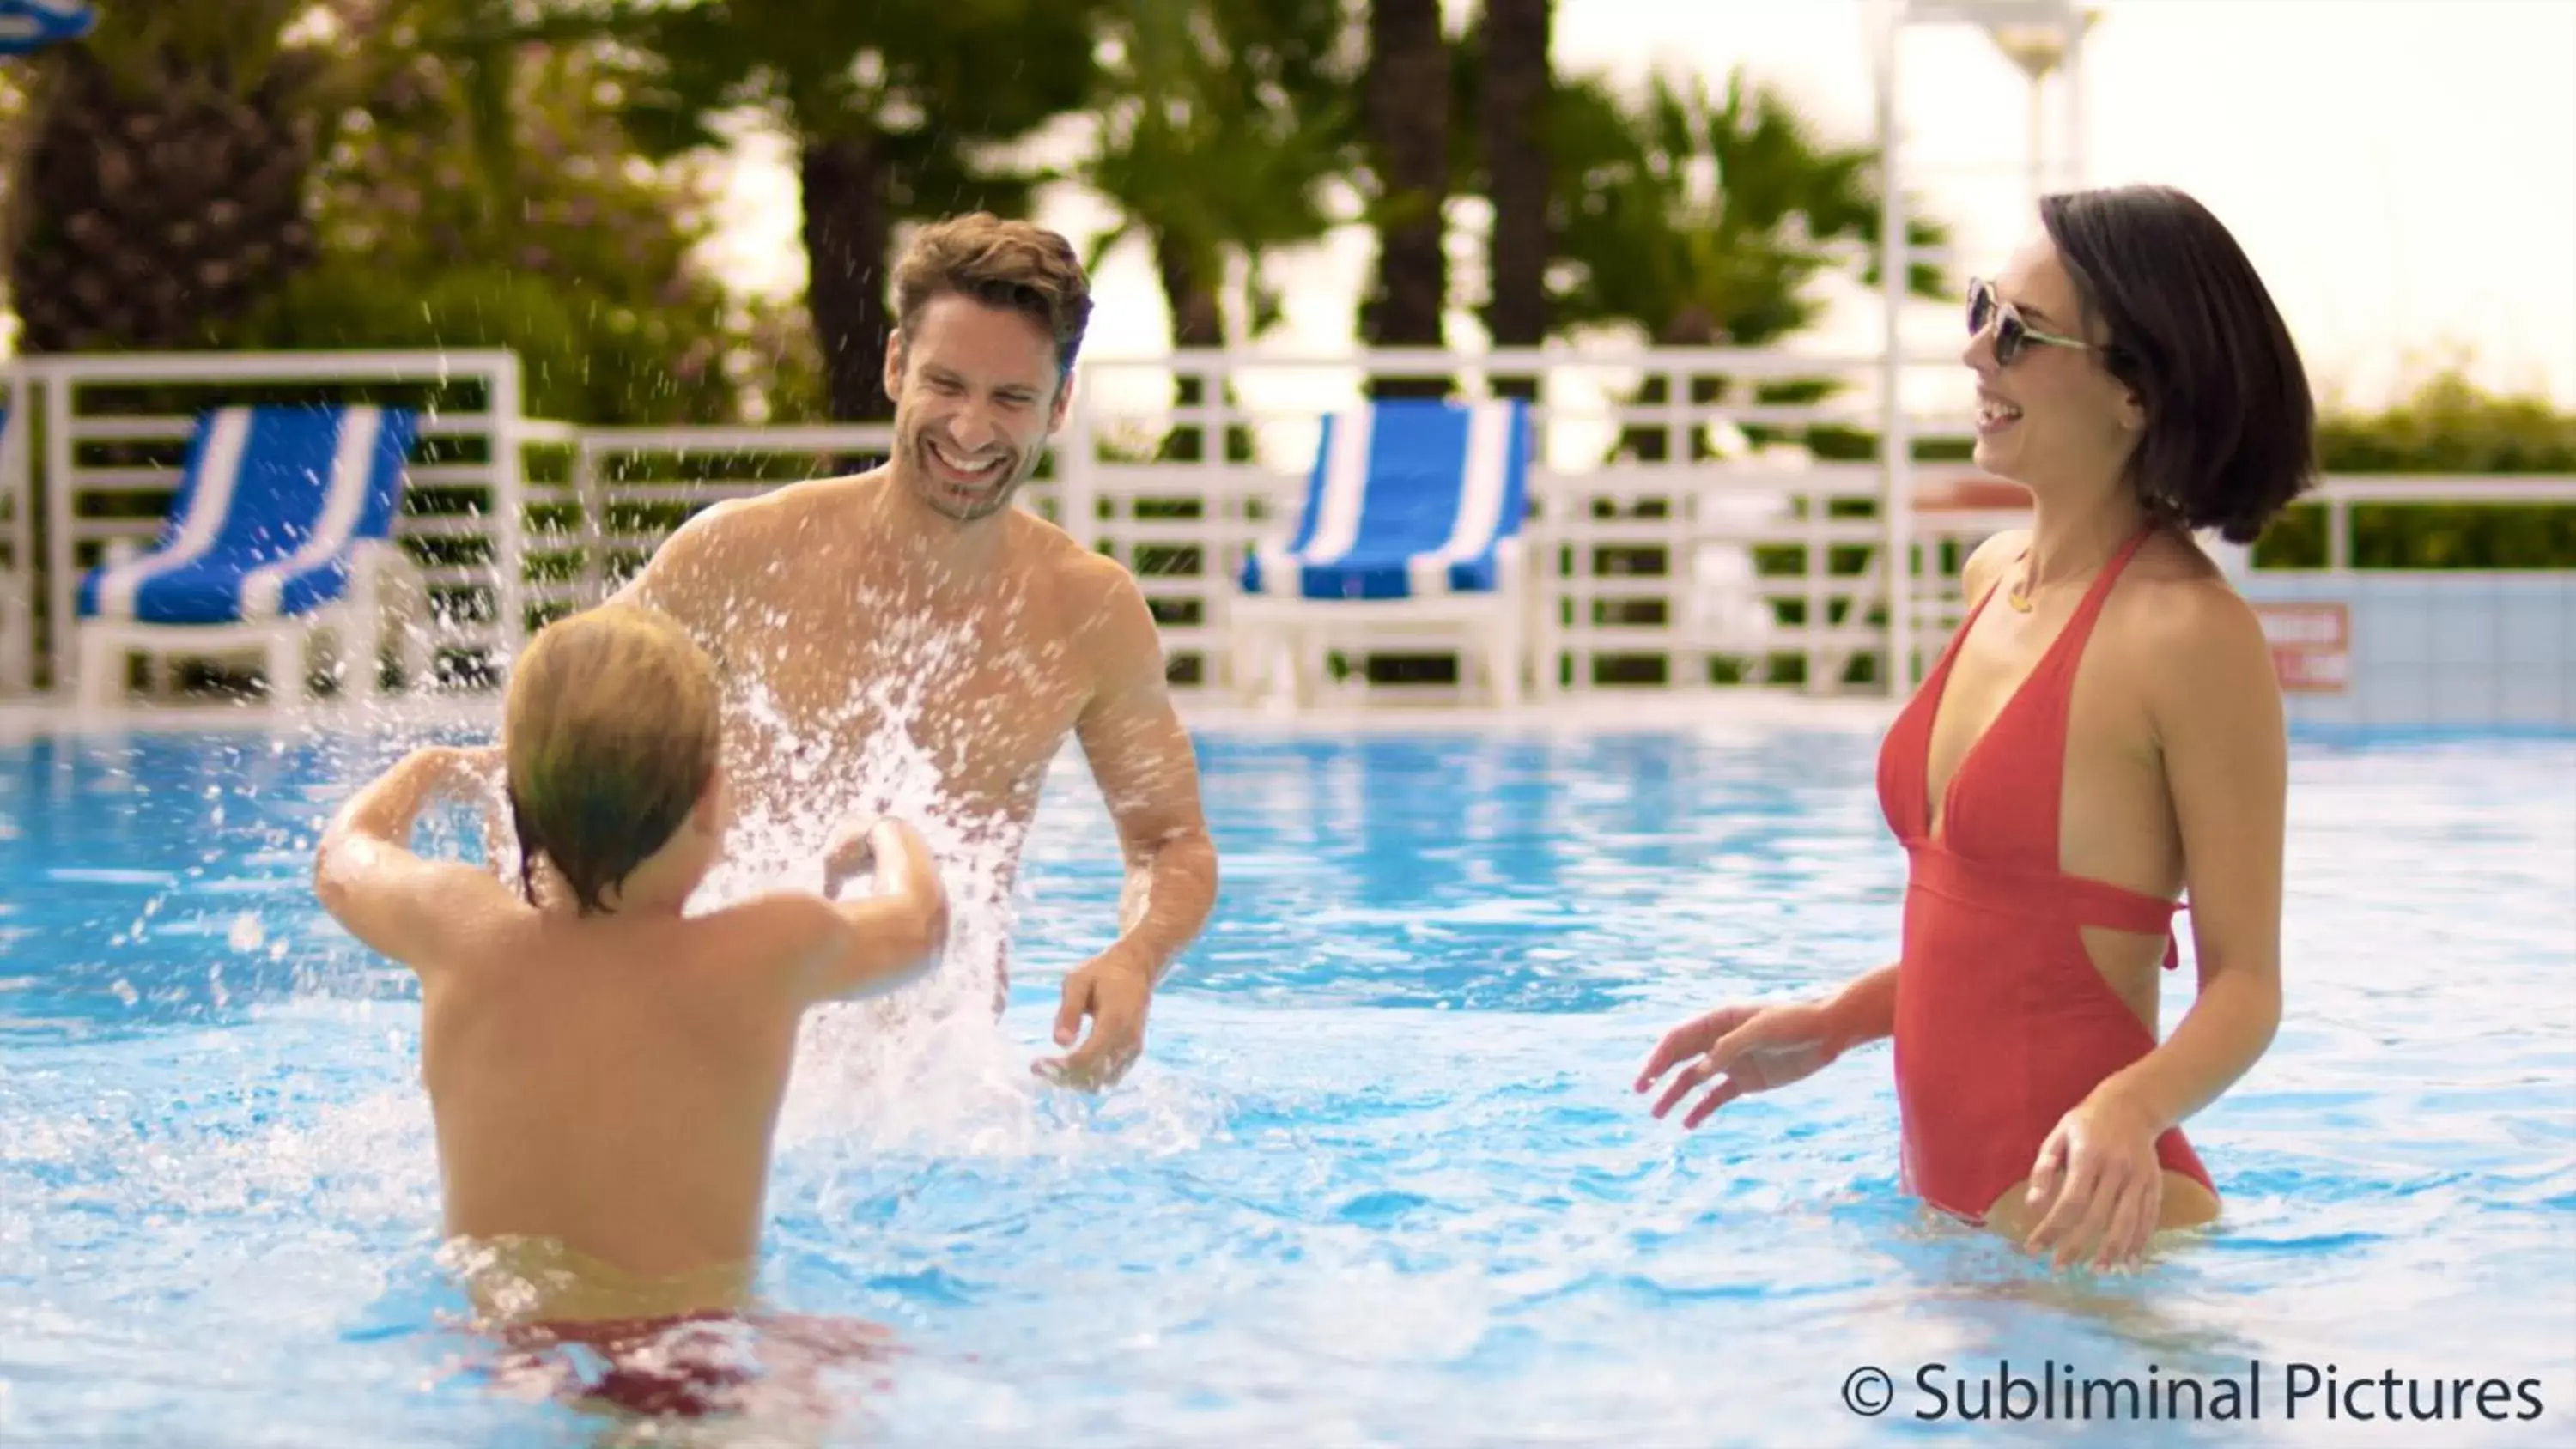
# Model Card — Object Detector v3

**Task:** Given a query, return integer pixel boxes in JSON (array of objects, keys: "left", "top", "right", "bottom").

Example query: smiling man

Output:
[{"left": 612, "top": 212, "right": 1218, "bottom": 1088}]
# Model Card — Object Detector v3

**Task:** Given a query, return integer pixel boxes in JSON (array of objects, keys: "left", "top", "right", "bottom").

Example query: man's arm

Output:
[
  {"left": 1072, "top": 568, "right": 1219, "bottom": 984},
  {"left": 1036, "top": 566, "right": 1218, "bottom": 1086},
  {"left": 313, "top": 746, "right": 521, "bottom": 969}
]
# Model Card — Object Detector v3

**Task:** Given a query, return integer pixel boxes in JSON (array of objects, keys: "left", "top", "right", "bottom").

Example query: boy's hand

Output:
[
  {"left": 820, "top": 817, "right": 898, "bottom": 898},
  {"left": 416, "top": 745, "right": 510, "bottom": 870}
]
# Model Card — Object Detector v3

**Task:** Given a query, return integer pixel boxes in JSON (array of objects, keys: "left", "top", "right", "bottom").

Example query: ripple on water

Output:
[{"left": 1, "top": 727, "right": 2572, "bottom": 1446}]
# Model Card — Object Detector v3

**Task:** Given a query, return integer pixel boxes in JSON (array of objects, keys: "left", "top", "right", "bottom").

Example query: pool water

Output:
[{"left": 3, "top": 719, "right": 2573, "bottom": 1446}]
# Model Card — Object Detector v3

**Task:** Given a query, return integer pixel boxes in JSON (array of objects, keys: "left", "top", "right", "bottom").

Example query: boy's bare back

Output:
[
  {"left": 420, "top": 892, "right": 829, "bottom": 1300},
  {"left": 313, "top": 607, "right": 946, "bottom": 1328}
]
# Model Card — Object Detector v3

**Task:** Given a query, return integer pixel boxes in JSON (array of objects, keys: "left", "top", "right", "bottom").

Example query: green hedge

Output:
[{"left": 2255, "top": 371, "right": 2576, "bottom": 568}]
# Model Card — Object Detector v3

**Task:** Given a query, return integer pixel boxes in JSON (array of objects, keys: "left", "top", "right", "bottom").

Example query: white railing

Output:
[
  {"left": 8, "top": 350, "right": 576, "bottom": 694},
  {"left": 1062, "top": 346, "right": 2002, "bottom": 697},
  {"left": 0, "top": 345, "right": 2569, "bottom": 704},
  {"left": 2300, "top": 475, "right": 2576, "bottom": 572},
  {"left": 0, "top": 364, "right": 33, "bottom": 693}
]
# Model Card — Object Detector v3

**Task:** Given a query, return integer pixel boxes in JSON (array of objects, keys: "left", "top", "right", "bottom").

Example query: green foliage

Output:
[
  {"left": 206, "top": 35, "right": 756, "bottom": 424},
  {"left": 2256, "top": 369, "right": 2576, "bottom": 568},
  {"left": 1076, "top": 0, "right": 1358, "bottom": 343},
  {"left": 1541, "top": 67, "right": 1947, "bottom": 348},
  {"left": 222, "top": 264, "right": 713, "bottom": 426},
  {"left": 614, "top": 0, "right": 1109, "bottom": 209},
  {"left": 2314, "top": 369, "right": 2576, "bottom": 473},
  {"left": 600, "top": 0, "right": 1112, "bottom": 418},
  {"left": 1522, "top": 66, "right": 1953, "bottom": 469}
]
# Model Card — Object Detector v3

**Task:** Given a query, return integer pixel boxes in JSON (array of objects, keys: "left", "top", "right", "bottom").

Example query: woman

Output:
[{"left": 1637, "top": 185, "right": 2313, "bottom": 1272}]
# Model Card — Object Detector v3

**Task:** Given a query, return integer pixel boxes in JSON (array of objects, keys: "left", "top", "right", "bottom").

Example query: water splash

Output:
[{"left": 688, "top": 579, "right": 1060, "bottom": 1123}]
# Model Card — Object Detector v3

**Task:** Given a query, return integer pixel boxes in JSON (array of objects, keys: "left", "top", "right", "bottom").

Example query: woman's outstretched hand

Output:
[{"left": 1635, "top": 1002, "right": 1840, "bottom": 1128}]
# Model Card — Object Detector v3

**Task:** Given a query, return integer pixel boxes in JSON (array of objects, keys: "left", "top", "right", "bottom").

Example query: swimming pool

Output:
[{"left": 3, "top": 715, "right": 2572, "bottom": 1446}]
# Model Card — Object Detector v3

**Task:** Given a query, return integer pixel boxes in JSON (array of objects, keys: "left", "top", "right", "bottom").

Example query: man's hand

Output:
[{"left": 1036, "top": 949, "right": 1154, "bottom": 1089}]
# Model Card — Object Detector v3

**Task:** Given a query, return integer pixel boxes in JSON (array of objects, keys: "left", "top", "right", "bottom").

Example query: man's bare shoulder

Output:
[
  {"left": 1001, "top": 501, "right": 1101, "bottom": 573},
  {"left": 1050, "top": 542, "right": 1163, "bottom": 655},
  {"left": 1001, "top": 512, "right": 1152, "bottom": 633},
  {"left": 622, "top": 472, "right": 884, "bottom": 621},
  {"left": 671, "top": 472, "right": 878, "bottom": 555}
]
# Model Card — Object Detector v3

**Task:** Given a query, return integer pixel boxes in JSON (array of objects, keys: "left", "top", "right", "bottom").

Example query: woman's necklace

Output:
[{"left": 2007, "top": 559, "right": 2037, "bottom": 612}]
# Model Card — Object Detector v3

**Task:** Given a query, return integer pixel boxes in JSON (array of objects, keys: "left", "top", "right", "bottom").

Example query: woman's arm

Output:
[
  {"left": 2110, "top": 584, "right": 2287, "bottom": 1125},
  {"left": 2024, "top": 581, "right": 2287, "bottom": 1268}
]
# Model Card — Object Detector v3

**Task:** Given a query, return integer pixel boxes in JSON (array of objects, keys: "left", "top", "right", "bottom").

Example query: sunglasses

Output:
[{"left": 1967, "top": 278, "right": 2095, "bottom": 367}]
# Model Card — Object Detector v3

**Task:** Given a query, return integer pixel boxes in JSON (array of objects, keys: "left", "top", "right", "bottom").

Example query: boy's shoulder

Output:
[
  {"left": 437, "top": 892, "right": 826, "bottom": 984},
  {"left": 659, "top": 891, "right": 848, "bottom": 994}
]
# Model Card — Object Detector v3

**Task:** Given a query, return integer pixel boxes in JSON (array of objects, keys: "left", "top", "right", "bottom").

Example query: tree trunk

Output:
[
  {"left": 1156, "top": 233, "right": 1230, "bottom": 464},
  {"left": 1157, "top": 239, "right": 1226, "bottom": 354},
  {"left": 1479, "top": 0, "right": 1552, "bottom": 402},
  {"left": 1616, "top": 305, "right": 1723, "bottom": 464},
  {"left": 1362, "top": 0, "right": 1450, "bottom": 399},
  {"left": 799, "top": 133, "right": 895, "bottom": 426}
]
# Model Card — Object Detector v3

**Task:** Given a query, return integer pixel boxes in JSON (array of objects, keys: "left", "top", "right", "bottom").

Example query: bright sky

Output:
[{"left": 698, "top": 0, "right": 2576, "bottom": 414}]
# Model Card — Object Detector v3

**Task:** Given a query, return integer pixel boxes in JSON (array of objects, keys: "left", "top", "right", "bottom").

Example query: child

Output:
[{"left": 313, "top": 603, "right": 946, "bottom": 1414}]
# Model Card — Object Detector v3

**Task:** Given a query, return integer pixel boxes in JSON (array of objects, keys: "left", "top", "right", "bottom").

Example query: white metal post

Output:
[
  {"left": 0, "top": 365, "right": 32, "bottom": 693},
  {"left": 573, "top": 437, "right": 606, "bottom": 607},
  {"left": 2065, "top": 10, "right": 2090, "bottom": 190},
  {"left": 41, "top": 362, "right": 76, "bottom": 699},
  {"left": 1874, "top": 14, "right": 1916, "bottom": 700},
  {"left": 488, "top": 355, "right": 531, "bottom": 676},
  {"left": 1056, "top": 371, "right": 1099, "bottom": 553}
]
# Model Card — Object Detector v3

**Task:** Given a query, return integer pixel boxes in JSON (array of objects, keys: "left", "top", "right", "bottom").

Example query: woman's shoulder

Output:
[
  {"left": 1959, "top": 528, "right": 2032, "bottom": 599},
  {"left": 2112, "top": 534, "right": 2276, "bottom": 707}
]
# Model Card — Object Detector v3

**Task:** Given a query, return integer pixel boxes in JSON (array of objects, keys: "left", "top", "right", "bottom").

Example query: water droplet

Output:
[{"left": 228, "top": 914, "right": 266, "bottom": 952}]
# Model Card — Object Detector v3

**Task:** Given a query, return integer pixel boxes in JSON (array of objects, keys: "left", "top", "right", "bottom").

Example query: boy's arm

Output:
[
  {"left": 313, "top": 746, "right": 521, "bottom": 967},
  {"left": 771, "top": 817, "right": 950, "bottom": 1003}
]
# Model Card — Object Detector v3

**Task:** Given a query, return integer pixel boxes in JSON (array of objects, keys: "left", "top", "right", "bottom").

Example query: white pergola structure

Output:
[{"left": 1865, "top": 0, "right": 2099, "bottom": 694}]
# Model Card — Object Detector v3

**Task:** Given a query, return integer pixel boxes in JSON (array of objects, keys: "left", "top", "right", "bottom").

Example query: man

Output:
[{"left": 614, "top": 212, "right": 1218, "bottom": 1088}]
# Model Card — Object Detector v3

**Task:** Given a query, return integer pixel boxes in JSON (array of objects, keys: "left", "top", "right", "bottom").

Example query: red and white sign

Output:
[{"left": 2254, "top": 602, "right": 2351, "bottom": 694}]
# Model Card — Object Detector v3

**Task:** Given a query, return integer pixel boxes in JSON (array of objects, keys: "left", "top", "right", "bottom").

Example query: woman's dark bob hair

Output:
[{"left": 2038, "top": 185, "right": 2318, "bottom": 544}]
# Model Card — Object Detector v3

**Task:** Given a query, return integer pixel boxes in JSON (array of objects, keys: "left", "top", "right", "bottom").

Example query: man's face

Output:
[{"left": 884, "top": 294, "right": 1070, "bottom": 523}]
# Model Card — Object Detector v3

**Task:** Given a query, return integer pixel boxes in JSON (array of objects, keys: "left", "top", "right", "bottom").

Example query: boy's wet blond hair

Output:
[{"left": 501, "top": 603, "right": 721, "bottom": 914}]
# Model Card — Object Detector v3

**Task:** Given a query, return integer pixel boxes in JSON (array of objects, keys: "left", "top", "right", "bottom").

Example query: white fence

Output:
[
  {"left": 0, "top": 347, "right": 2569, "bottom": 708},
  {"left": 0, "top": 350, "right": 577, "bottom": 695}
]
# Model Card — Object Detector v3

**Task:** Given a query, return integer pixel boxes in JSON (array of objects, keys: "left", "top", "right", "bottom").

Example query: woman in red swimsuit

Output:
[{"left": 1637, "top": 185, "right": 2314, "bottom": 1271}]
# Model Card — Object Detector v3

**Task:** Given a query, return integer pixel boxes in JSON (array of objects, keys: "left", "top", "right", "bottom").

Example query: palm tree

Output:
[
  {"left": 0, "top": 0, "right": 562, "bottom": 354},
  {"left": 1546, "top": 67, "right": 1949, "bottom": 462},
  {"left": 1078, "top": 0, "right": 1356, "bottom": 460},
  {"left": 4, "top": 2, "right": 341, "bottom": 350},
  {"left": 613, "top": 0, "right": 1110, "bottom": 422},
  {"left": 1358, "top": 0, "right": 1449, "bottom": 398},
  {"left": 1475, "top": 0, "right": 1552, "bottom": 401}
]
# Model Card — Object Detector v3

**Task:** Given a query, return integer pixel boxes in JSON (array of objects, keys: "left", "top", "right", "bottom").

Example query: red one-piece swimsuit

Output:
[{"left": 1873, "top": 526, "right": 2215, "bottom": 1223}]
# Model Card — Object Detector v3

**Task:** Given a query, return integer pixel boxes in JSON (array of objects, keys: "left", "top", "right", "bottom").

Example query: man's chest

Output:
[{"left": 714, "top": 591, "right": 1090, "bottom": 787}]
